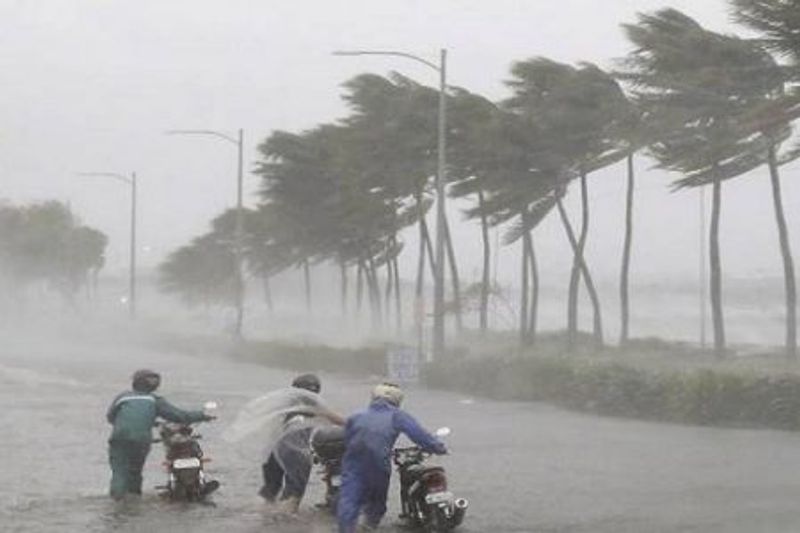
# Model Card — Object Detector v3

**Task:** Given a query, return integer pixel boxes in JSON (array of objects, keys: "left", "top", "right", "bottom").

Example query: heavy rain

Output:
[{"left": 3, "top": 1, "right": 800, "bottom": 532}]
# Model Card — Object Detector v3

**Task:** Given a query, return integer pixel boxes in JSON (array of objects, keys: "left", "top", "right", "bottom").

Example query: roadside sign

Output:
[{"left": 386, "top": 346, "right": 420, "bottom": 384}]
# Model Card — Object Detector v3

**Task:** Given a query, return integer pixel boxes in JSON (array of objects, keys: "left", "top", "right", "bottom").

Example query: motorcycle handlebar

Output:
[
  {"left": 393, "top": 446, "right": 430, "bottom": 460},
  {"left": 393, "top": 445, "right": 449, "bottom": 459},
  {"left": 394, "top": 446, "right": 425, "bottom": 453}
]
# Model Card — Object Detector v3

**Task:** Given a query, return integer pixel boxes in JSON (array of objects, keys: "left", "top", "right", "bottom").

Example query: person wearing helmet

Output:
[
  {"left": 337, "top": 382, "right": 446, "bottom": 533},
  {"left": 105, "top": 369, "right": 214, "bottom": 500},
  {"left": 258, "top": 373, "right": 344, "bottom": 512}
]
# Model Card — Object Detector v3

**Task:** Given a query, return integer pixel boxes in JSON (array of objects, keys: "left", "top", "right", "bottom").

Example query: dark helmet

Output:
[
  {"left": 132, "top": 369, "right": 161, "bottom": 393},
  {"left": 292, "top": 373, "right": 321, "bottom": 394}
]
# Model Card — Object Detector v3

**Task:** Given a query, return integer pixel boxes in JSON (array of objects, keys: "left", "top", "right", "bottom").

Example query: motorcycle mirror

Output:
[
  {"left": 204, "top": 401, "right": 218, "bottom": 412},
  {"left": 434, "top": 427, "right": 451, "bottom": 438}
]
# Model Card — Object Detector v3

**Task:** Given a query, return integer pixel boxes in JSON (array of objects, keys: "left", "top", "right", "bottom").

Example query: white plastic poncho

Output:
[{"left": 224, "top": 387, "right": 334, "bottom": 460}]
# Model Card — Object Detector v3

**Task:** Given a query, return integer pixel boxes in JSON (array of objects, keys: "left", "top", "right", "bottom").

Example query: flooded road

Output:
[{"left": 4, "top": 330, "right": 800, "bottom": 532}]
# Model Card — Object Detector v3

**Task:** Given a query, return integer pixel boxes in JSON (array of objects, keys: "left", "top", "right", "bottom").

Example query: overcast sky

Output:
[{"left": 2, "top": 0, "right": 797, "bottom": 290}]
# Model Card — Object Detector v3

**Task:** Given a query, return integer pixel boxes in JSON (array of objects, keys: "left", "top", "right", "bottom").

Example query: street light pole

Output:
[
  {"left": 433, "top": 49, "right": 447, "bottom": 360},
  {"left": 333, "top": 48, "right": 449, "bottom": 360},
  {"left": 234, "top": 128, "right": 245, "bottom": 337},
  {"left": 166, "top": 129, "right": 246, "bottom": 338},
  {"left": 77, "top": 171, "right": 137, "bottom": 319},
  {"left": 129, "top": 172, "right": 137, "bottom": 319}
]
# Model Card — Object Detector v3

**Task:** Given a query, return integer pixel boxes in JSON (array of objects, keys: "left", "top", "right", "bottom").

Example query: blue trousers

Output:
[{"left": 337, "top": 465, "right": 390, "bottom": 533}]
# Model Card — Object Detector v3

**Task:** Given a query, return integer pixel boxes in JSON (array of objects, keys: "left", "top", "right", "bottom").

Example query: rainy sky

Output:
[{"left": 2, "top": 0, "right": 795, "bottom": 287}]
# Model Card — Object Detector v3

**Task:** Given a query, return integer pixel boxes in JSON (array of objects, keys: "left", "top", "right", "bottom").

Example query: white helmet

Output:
[{"left": 372, "top": 382, "right": 404, "bottom": 406}]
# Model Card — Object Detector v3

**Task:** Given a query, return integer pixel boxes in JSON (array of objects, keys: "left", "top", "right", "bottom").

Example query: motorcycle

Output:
[
  {"left": 309, "top": 424, "right": 346, "bottom": 512},
  {"left": 394, "top": 427, "right": 468, "bottom": 532},
  {"left": 155, "top": 401, "right": 220, "bottom": 502}
]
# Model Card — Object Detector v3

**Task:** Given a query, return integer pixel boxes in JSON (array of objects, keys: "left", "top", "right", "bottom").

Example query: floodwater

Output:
[{"left": 4, "top": 330, "right": 800, "bottom": 533}]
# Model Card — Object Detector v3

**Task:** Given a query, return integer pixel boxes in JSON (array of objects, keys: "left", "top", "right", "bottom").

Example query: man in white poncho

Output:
[{"left": 226, "top": 373, "right": 344, "bottom": 513}]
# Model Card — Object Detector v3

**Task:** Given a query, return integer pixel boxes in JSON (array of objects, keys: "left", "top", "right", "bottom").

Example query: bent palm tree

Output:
[
  {"left": 621, "top": 8, "right": 790, "bottom": 357},
  {"left": 731, "top": 0, "right": 800, "bottom": 359}
]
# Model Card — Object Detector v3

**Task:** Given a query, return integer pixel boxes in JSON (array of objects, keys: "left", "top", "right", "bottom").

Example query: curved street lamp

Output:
[
  {"left": 333, "top": 49, "right": 449, "bottom": 360},
  {"left": 166, "top": 129, "right": 246, "bottom": 338},
  {"left": 76, "top": 171, "right": 137, "bottom": 319}
]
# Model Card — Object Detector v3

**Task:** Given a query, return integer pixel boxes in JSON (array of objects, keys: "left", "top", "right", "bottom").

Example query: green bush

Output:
[
  {"left": 221, "top": 337, "right": 800, "bottom": 432},
  {"left": 424, "top": 354, "right": 800, "bottom": 431},
  {"left": 231, "top": 340, "right": 386, "bottom": 377}
]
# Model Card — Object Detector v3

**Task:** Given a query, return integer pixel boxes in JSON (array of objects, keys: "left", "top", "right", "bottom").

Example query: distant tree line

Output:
[
  {"left": 159, "top": 2, "right": 800, "bottom": 359},
  {"left": 0, "top": 200, "right": 107, "bottom": 306}
]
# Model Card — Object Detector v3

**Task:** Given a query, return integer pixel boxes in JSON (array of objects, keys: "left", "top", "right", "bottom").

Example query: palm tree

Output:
[
  {"left": 452, "top": 105, "right": 564, "bottom": 346},
  {"left": 730, "top": 0, "right": 800, "bottom": 359},
  {"left": 159, "top": 210, "right": 247, "bottom": 308},
  {"left": 730, "top": 0, "right": 800, "bottom": 70},
  {"left": 447, "top": 88, "right": 508, "bottom": 333},
  {"left": 621, "top": 8, "right": 789, "bottom": 357},
  {"left": 503, "top": 58, "right": 633, "bottom": 349}
]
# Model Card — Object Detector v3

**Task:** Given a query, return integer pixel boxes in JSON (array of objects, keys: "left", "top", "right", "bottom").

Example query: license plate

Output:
[
  {"left": 172, "top": 457, "right": 201, "bottom": 469},
  {"left": 425, "top": 491, "right": 453, "bottom": 505}
]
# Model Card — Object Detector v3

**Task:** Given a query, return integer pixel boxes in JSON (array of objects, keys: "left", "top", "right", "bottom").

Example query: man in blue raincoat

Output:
[
  {"left": 337, "top": 382, "right": 446, "bottom": 533},
  {"left": 106, "top": 369, "right": 214, "bottom": 500}
]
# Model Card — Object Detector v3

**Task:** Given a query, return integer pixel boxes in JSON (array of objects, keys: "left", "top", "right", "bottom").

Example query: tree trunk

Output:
[
  {"left": 526, "top": 229, "right": 539, "bottom": 345},
  {"left": 393, "top": 252, "right": 402, "bottom": 333},
  {"left": 569, "top": 172, "right": 593, "bottom": 344},
  {"left": 303, "top": 259, "right": 312, "bottom": 314},
  {"left": 262, "top": 273, "right": 273, "bottom": 313},
  {"left": 519, "top": 219, "right": 530, "bottom": 348},
  {"left": 557, "top": 197, "right": 578, "bottom": 349},
  {"left": 356, "top": 260, "right": 365, "bottom": 319},
  {"left": 367, "top": 255, "right": 383, "bottom": 329},
  {"left": 416, "top": 215, "right": 427, "bottom": 332},
  {"left": 364, "top": 257, "right": 376, "bottom": 329},
  {"left": 443, "top": 216, "right": 464, "bottom": 332},
  {"left": 421, "top": 218, "right": 437, "bottom": 280},
  {"left": 416, "top": 194, "right": 427, "bottom": 314},
  {"left": 340, "top": 260, "right": 348, "bottom": 318},
  {"left": 709, "top": 168, "right": 726, "bottom": 358},
  {"left": 566, "top": 173, "right": 589, "bottom": 346},
  {"left": 385, "top": 253, "right": 393, "bottom": 325},
  {"left": 478, "top": 190, "right": 491, "bottom": 333},
  {"left": 619, "top": 153, "right": 635, "bottom": 346},
  {"left": 768, "top": 145, "right": 797, "bottom": 360},
  {"left": 556, "top": 195, "right": 604, "bottom": 349}
]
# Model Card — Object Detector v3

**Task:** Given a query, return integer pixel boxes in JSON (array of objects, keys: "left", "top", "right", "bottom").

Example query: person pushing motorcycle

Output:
[
  {"left": 260, "top": 373, "right": 345, "bottom": 513},
  {"left": 105, "top": 369, "right": 214, "bottom": 500},
  {"left": 337, "top": 382, "right": 446, "bottom": 533}
]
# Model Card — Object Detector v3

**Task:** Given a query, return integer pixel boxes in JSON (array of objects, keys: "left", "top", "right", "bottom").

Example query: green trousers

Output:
[{"left": 108, "top": 440, "right": 151, "bottom": 499}]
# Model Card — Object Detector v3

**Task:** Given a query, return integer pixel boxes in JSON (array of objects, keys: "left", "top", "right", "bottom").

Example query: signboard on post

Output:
[{"left": 386, "top": 345, "right": 420, "bottom": 384}]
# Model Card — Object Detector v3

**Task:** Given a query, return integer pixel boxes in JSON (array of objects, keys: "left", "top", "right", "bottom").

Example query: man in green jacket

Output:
[{"left": 106, "top": 369, "right": 213, "bottom": 500}]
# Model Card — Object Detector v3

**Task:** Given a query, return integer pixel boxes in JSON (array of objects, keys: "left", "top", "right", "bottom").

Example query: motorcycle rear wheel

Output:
[
  {"left": 171, "top": 474, "right": 202, "bottom": 502},
  {"left": 327, "top": 489, "right": 339, "bottom": 514},
  {"left": 425, "top": 506, "right": 454, "bottom": 533}
]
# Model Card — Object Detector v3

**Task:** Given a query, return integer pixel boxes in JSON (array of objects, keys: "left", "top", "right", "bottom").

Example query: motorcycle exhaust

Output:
[{"left": 451, "top": 498, "right": 468, "bottom": 526}]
